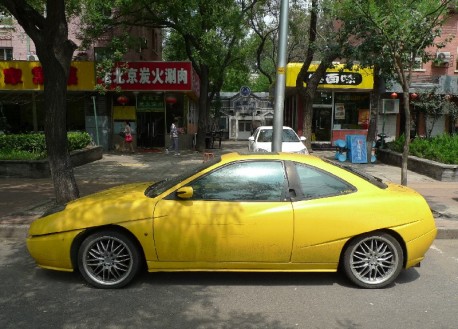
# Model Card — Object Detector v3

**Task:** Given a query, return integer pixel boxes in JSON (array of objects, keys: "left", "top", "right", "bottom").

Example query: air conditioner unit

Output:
[
  {"left": 436, "top": 51, "right": 451, "bottom": 63},
  {"left": 27, "top": 54, "right": 39, "bottom": 61},
  {"left": 380, "top": 99, "right": 400, "bottom": 114}
]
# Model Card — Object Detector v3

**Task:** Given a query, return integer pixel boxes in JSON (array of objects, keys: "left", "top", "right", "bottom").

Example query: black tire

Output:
[
  {"left": 343, "top": 232, "right": 403, "bottom": 289},
  {"left": 77, "top": 230, "right": 141, "bottom": 289}
]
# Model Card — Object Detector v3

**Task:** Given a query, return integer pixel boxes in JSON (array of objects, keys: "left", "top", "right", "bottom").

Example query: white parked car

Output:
[{"left": 248, "top": 126, "right": 309, "bottom": 154}]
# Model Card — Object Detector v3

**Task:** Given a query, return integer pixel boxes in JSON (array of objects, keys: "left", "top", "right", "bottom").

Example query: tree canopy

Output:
[
  {"left": 81, "top": 0, "right": 261, "bottom": 150},
  {"left": 336, "top": 0, "right": 453, "bottom": 184}
]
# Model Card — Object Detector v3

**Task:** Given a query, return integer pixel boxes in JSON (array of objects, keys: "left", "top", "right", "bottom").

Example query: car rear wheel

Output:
[
  {"left": 343, "top": 233, "right": 403, "bottom": 289},
  {"left": 78, "top": 230, "right": 141, "bottom": 289}
]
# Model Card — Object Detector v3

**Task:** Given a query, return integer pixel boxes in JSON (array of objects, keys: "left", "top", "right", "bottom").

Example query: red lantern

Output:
[
  {"left": 390, "top": 92, "right": 398, "bottom": 99},
  {"left": 410, "top": 93, "right": 418, "bottom": 100},
  {"left": 165, "top": 96, "right": 177, "bottom": 104},
  {"left": 117, "top": 95, "right": 129, "bottom": 105}
]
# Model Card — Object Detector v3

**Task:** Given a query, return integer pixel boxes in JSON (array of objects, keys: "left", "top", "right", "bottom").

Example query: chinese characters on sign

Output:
[
  {"left": 306, "top": 72, "right": 363, "bottom": 86},
  {"left": 3, "top": 68, "right": 23, "bottom": 85},
  {"left": 137, "top": 94, "right": 165, "bottom": 112},
  {"left": 102, "top": 62, "right": 195, "bottom": 91},
  {"left": 2, "top": 66, "right": 79, "bottom": 86}
]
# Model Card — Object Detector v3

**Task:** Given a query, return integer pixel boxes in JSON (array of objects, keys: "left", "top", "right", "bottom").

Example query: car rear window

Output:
[{"left": 323, "top": 159, "right": 388, "bottom": 189}]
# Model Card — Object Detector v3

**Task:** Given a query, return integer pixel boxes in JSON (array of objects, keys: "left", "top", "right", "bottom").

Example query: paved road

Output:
[{"left": 1, "top": 238, "right": 457, "bottom": 329}]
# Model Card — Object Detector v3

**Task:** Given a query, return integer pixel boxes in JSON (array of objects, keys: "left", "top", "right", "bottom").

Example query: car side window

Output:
[
  {"left": 294, "top": 163, "right": 355, "bottom": 199},
  {"left": 258, "top": 129, "right": 272, "bottom": 142},
  {"left": 187, "top": 161, "right": 287, "bottom": 201},
  {"left": 282, "top": 129, "right": 299, "bottom": 142}
]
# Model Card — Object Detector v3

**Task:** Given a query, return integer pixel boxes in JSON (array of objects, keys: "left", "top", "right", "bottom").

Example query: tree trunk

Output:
[
  {"left": 367, "top": 69, "right": 381, "bottom": 159},
  {"left": 298, "top": 61, "right": 334, "bottom": 150},
  {"left": 4, "top": 0, "right": 81, "bottom": 204},
  {"left": 195, "top": 65, "right": 209, "bottom": 152},
  {"left": 401, "top": 90, "right": 411, "bottom": 186},
  {"left": 42, "top": 56, "right": 80, "bottom": 203}
]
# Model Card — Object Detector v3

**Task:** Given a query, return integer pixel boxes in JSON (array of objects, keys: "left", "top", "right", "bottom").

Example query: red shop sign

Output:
[{"left": 101, "top": 62, "right": 194, "bottom": 91}]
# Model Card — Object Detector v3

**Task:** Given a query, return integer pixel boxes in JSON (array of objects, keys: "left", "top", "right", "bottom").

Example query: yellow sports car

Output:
[{"left": 27, "top": 152, "right": 437, "bottom": 289}]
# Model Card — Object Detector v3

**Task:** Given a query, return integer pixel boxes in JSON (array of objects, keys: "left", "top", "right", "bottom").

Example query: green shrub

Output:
[
  {"left": 387, "top": 134, "right": 458, "bottom": 164},
  {"left": 0, "top": 131, "right": 93, "bottom": 160},
  {"left": 67, "top": 131, "right": 92, "bottom": 151},
  {"left": 0, "top": 149, "right": 45, "bottom": 160}
]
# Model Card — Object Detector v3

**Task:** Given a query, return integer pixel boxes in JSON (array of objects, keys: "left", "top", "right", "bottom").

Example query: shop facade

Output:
[
  {"left": 285, "top": 63, "right": 374, "bottom": 147},
  {"left": 104, "top": 61, "right": 200, "bottom": 151},
  {"left": 0, "top": 60, "right": 199, "bottom": 151}
]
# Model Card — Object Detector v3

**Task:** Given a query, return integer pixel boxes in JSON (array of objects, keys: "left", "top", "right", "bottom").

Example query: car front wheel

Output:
[
  {"left": 343, "top": 233, "right": 403, "bottom": 289},
  {"left": 78, "top": 230, "right": 141, "bottom": 289}
]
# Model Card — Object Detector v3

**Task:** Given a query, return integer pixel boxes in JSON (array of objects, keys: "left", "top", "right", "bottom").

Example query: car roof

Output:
[
  {"left": 218, "top": 152, "right": 387, "bottom": 189},
  {"left": 256, "top": 126, "right": 294, "bottom": 130},
  {"left": 221, "top": 151, "right": 322, "bottom": 165}
]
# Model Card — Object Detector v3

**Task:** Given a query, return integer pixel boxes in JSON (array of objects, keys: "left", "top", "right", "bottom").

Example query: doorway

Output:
[
  {"left": 238, "top": 120, "right": 253, "bottom": 140},
  {"left": 136, "top": 111, "right": 165, "bottom": 147},
  {"left": 312, "top": 106, "right": 332, "bottom": 141}
]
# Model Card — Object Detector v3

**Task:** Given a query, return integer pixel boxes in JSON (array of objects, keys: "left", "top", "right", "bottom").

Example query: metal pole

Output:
[
  {"left": 91, "top": 96, "right": 100, "bottom": 145},
  {"left": 272, "top": 0, "right": 289, "bottom": 152}
]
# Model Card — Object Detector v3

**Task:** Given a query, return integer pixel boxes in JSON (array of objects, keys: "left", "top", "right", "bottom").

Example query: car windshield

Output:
[
  {"left": 257, "top": 129, "right": 300, "bottom": 143},
  {"left": 144, "top": 156, "right": 222, "bottom": 198},
  {"left": 323, "top": 159, "right": 388, "bottom": 189}
]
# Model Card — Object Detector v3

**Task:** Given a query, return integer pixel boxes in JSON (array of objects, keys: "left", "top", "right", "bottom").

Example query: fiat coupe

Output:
[{"left": 27, "top": 152, "right": 437, "bottom": 289}]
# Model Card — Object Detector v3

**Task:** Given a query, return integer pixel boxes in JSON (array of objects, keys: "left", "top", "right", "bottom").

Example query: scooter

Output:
[{"left": 375, "top": 133, "right": 387, "bottom": 149}]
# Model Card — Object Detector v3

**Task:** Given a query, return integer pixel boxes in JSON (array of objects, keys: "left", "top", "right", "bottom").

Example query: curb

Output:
[{"left": 437, "top": 228, "right": 458, "bottom": 239}]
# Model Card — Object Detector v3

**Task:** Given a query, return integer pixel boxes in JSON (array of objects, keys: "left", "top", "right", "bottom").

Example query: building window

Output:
[
  {"left": 94, "top": 47, "right": 110, "bottom": 61},
  {"left": 333, "top": 93, "right": 370, "bottom": 130},
  {"left": 413, "top": 57, "right": 424, "bottom": 71},
  {"left": 0, "top": 48, "right": 13, "bottom": 60},
  {"left": 313, "top": 91, "right": 333, "bottom": 105},
  {"left": 238, "top": 120, "right": 252, "bottom": 133}
]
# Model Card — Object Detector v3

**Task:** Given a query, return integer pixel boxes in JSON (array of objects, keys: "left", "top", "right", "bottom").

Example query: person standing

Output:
[
  {"left": 169, "top": 119, "right": 180, "bottom": 155},
  {"left": 123, "top": 121, "right": 134, "bottom": 153}
]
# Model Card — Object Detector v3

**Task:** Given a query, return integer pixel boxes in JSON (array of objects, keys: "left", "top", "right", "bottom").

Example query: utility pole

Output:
[{"left": 272, "top": 0, "right": 289, "bottom": 152}]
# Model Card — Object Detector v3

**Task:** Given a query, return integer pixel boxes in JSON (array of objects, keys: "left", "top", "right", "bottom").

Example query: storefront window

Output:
[
  {"left": 313, "top": 91, "right": 333, "bottom": 105},
  {"left": 333, "top": 93, "right": 370, "bottom": 130}
]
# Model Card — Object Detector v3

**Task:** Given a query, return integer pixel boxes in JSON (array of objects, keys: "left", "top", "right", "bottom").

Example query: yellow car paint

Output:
[{"left": 26, "top": 152, "right": 437, "bottom": 287}]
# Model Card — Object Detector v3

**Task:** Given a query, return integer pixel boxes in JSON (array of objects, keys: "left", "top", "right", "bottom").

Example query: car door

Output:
[
  {"left": 153, "top": 160, "right": 294, "bottom": 263},
  {"left": 288, "top": 162, "right": 358, "bottom": 265}
]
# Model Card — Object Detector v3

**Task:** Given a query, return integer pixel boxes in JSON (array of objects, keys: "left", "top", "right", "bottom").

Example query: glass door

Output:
[
  {"left": 136, "top": 111, "right": 165, "bottom": 147},
  {"left": 312, "top": 106, "right": 332, "bottom": 141}
]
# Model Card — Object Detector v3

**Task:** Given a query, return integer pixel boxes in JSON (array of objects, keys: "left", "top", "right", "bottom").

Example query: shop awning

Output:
[{"left": 286, "top": 63, "right": 374, "bottom": 90}]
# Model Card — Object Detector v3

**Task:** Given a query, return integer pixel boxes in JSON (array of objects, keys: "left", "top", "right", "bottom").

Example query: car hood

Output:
[{"left": 29, "top": 182, "right": 155, "bottom": 236}]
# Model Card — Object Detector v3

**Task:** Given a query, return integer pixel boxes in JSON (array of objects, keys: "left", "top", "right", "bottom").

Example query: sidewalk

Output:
[{"left": 1, "top": 140, "right": 457, "bottom": 239}]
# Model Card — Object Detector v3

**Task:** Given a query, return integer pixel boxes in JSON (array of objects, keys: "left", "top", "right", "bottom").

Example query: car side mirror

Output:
[
  {"left": 248, "top": 136, "right": 255, "bottom": 142},
  {"left": 300, "top": 136, "right": 306, "bottom": 141},
  {"left": 176, "top": 186, "right": 193, "bottom": 199}
]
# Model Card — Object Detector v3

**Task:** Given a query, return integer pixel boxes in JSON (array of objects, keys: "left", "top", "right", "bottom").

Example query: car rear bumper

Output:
[{"left": 405, "top": 227, "right": 437, "bottom": 269}]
